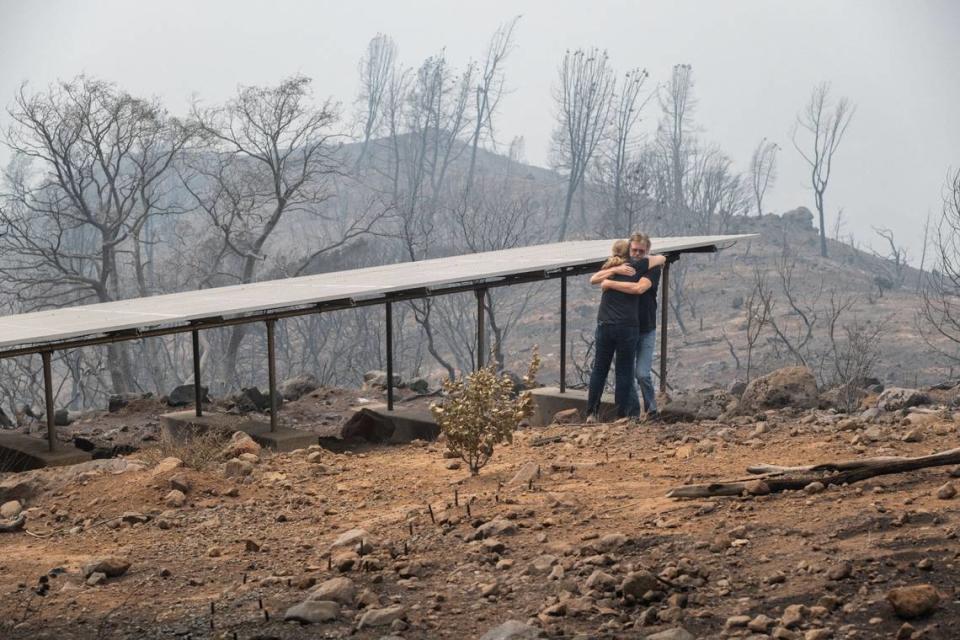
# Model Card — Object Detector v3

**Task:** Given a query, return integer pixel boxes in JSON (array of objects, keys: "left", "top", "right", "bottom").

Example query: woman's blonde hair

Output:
[{"left": 601, "top": 239, "right": 630, "bottom": 269}]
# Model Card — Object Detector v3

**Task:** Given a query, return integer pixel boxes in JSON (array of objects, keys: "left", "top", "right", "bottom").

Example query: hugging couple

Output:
[{"left": 585, "top": 232, "right": 674, "bottom": 423}]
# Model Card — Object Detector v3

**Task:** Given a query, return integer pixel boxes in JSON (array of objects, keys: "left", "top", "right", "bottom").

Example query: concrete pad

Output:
[
  {"left": 0, "top": 432, "right": 92, "bottom": 472},
  {"left": 160, "top": 411, "right": 317, "bottom": 452},
  {"left": 337, "top": 404, "right": 439, "bottom": 445},
  {"left": 529, "top": 386, "right": 617, "bottom": 427}
]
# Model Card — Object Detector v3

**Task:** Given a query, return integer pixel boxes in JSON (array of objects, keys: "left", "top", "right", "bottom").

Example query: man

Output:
[
  {"left": 585, "top": 241, "right": 666, "bottom": 421},
  {"left": 594, "top": 232, "right": 666, "bottom": 420}
]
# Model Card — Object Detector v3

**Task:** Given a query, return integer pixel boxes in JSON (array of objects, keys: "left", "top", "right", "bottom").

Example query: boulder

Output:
[
  {"left": 886, "top": 584, "right": 939, "bottom": 619},
  {"left": 108, "top": 392, "right": 151, "bottom": 413},
  {"left": 782, "top": 206, "right": 814, "bottom": 229},
  {"left": 406, "top": 377, "right": 430, "bottom": 394},
  {"left": 54, "top": 409, "right": 72, "bottom": 426},
  {"left": 0, "top": 405, "right": 12, "bottom": 427},
  {"left": 877, "top": 388, "right": 929, "bottom": 412},
  {"left": 363, "top": 370, "right": 401, "bottom": 389},
  {"left": 819, "top": 384, "right": 866, "bottom": 412},
  {"left": 0, "top": 500, "right": 23, "bottom": 519},
  {"left": 82, "top": 556, "right": 130, "bottom": 578},
  {"left": 308, "top": 576, "right": 355, "bottom": 604},
  {"left": 646, "top": 629, "right": 695, "bottom": 640},
  {"left": 357, "top": 604, "right": 406, "bottom": 629},
  {"left": 661, "top": 389, "right": 732, "bottom": 422},
  {"left": 279, "top": 374, "right": 319, "bottom": 401},
  {"left": 552, "top": 408, "right": 580, "bottom": 424},
  {"left": 167, "top": 384, "right": 208, "bottom": 407},
  {"left": 230, "top": 387, "right": 276, "bottom": 413},
  {"left": 340, "top": 410, "right": 393, "bottom": 442},
  {"left": 740, "top": 366, "right": 818, "bottom": 412},
  {"left": 284, "top": 600, "right": 339, "bottom": 624},
  {"left": 221, "top": 431, "right": 261, "bottom": 459},
  {"left": 620, "top": 570, "right": 661, "bottom": 599}
]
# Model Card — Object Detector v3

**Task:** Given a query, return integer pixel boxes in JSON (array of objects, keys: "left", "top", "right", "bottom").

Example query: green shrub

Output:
[{"left": 431, "top": 349, "right": 540, "bottom": 475}]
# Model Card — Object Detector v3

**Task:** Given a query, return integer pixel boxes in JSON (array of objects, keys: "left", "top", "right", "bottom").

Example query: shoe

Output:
[
  {"left": 645, "top": 411, "right": 662, "bottom": 424},
  {"left": 584, "top": 413, "right": 598, "bottom": 425}
]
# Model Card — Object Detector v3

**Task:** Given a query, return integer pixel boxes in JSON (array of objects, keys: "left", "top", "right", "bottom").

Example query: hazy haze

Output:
[{"left": 1, "top": 0, "right": 957, "bottom": 260}]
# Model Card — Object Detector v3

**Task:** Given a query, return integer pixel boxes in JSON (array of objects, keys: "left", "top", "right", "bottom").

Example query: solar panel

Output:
[{"left": 0, "top": 234, "right": 755, "bottom": 354}]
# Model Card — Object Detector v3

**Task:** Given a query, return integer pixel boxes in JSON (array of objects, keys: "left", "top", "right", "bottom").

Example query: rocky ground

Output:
[{"left": 1, "top": 381, "right": 958, "bottom": 640}]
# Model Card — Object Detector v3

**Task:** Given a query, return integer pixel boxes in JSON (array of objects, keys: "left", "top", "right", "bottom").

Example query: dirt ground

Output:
[{"left": 1, "top": 399, "right": 958, "bottom": 639}]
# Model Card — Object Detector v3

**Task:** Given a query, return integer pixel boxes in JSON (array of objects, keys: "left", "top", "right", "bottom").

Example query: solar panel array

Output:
[{"left": 0, "top": 234, "right": 754, "bottom": 353}]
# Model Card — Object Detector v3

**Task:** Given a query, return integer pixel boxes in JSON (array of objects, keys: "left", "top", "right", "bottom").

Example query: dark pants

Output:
[{"left": 586, "top": 322, "right": 640, "bottom": 418}]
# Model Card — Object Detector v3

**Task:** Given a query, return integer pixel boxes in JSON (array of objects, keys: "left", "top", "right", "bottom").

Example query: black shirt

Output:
[
  {"left": 596, "top": 258, "right": 650, "bottom": 326},
  {"left": 637, "top": 265, "right": 661, "bottom": 332}
]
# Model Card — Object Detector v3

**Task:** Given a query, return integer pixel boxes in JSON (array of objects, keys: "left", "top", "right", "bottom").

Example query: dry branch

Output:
[{"left": 667, "top": 447, "right": 960, "bottom": 499}]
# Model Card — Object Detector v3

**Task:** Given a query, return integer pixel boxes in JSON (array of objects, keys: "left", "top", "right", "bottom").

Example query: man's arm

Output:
[
  {"left": 589, "top": 255, "right": 664, "bottom": 286},
  {"left": 589, "top": 263, "right": 635, "bottom": 285},
  {"left": 601, "top": 276, "right": 654, "bottom": 295}
]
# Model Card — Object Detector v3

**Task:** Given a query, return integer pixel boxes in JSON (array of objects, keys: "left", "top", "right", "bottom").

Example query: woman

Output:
[{"left": 585, "top": 237, "right": 665, "bottom": 422}]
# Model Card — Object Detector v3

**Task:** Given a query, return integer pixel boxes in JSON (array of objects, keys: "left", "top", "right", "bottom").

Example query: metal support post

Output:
[
  {"left": 192, "top": 329, "right": 203, "bottom": 417},
  {"left": 385, "top": 301, "right": 394, "bottom": 411},
  {"left": 266, "top": 319, "right": 278, "bottom": 432},
  {"left": 42, "top": 351, "right": 56, "bottom": 452},
  {"left": 659, "top": 261, "right": 670, "bottom": 392},
  {"left": 475, "top": 288, "right": 486, "bottom": 370},
  {"left": 559, "top": 276, "right": 567, "bottom": 393}
]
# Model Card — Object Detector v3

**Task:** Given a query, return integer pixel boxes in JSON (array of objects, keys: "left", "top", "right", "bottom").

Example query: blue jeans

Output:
[
  {"left": 586, "top": 323, "right": 640, "bottom": 418},
  {"left": 635, "top": 328, "right": 657, "bottom": 413}
]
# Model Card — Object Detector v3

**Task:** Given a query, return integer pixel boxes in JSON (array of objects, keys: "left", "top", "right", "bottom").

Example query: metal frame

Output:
[{"left": 4, "top": 242, "right": 732, "bottom": 452}]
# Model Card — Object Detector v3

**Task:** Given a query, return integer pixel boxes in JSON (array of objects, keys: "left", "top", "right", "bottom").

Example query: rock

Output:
[
  {"left": 223, "top": 458, "right": 254, "bottom": 478},
  {"left": 358, "top": 604, "right": 406, "bottom": 628},
  {"left": 82, "top": 557, "right": 130, "bottom": 579},
  {"left": 782, "top": 206, "right": 814, "bottom": 228},
  {"left": 222, "top": 431, "right": 261, "bottom": 459},
  {"left": 886, "top": 584, "right": 939, "bottom": 619},
  {"left": 279, "top": 373, "right": 319, "bottom": 401},
  {"left": 620, "top": 571, "right": 660, "bottom": 599},
  {"left": 169, "top": 474, "right": 191, "bottom": 493},
  {"left": 167, "top": 384, "right": 207, "bottom": 407},
  {"left": 935, "top": 482, "right": 956, "bottom": 500},
  {"left": 827, "top": 561, "right": 852, "bottom": 580},
  {"left": 552, "top": 408, "right": 580, "bottom": 424},
  {"left": 527, "top": 554, "right": 558, "bottom": 575},
  {"left": 284, "top": 600, "right": 339, "bottom": 624},
  {"left": 309, "top": 576, "right": 356, "bottom": 604},
  {"left": 406, "top": 377, "right": 430, "bottom": 394},
  {"left": 150, "top": 457, "right": 184, "bottom": 477},
  {"left": 164, "top": 490, "right": 186, "bottom": 508},
  {"left": 478, "top": 619, "right": 544, "bottom": 639},
  {"left": 749, "top": 614, "right": 775, "bottom": 632},
  {"left": 0, "top": 405, "right": 12, "bottom": 427},
  {"left": 745, "top": 479, "right": 771, "bottom": 495},
  {"left": 446, "top": 460, "right": 461, "bottom": 470},
  {"left": 341, "top": 410, "right": 394, "bottom": 442},
  {"left": 333, "top": 550, "right": 358, "bottom": 572},
  {"left": 108, "top": 392, "right": 150, "bottom": 413},
  {"left": 729, "top": 380, "right": 748, "bottom": 396},
  {"left": 475, "top": 518, "right": 518, "bottom": 539},
  {"left": 646, "top": 628, "right": 695, "bottom": 640},
  {"left": 805, "top": 481, "right": 825, "bottom": 495},
  {"left": 819, "top": 384, "right": 866, "bottom": 412},
  {"left": 661, "top": 389, "right": 733, "bottom": 422},
  {"left": 508, "top": 461, "right": 540, "bottom": 487},
  {"left": 363, "top": 370, "right": 401, "bottom": 389},
  {"left": 585, "top": 570, "right": 617, "bottom": 591},
  {"left": 725, "top": 615, "right": 751, "bottom": 630},
  {"left": 595, "top": 532, "right": 628, "bottom": 552},
  {"left": 330, "top": 528, "right": 376, "bottom": 551},
  {"left": 85, "top": 571, "right": 107, "bottom": 586},
  {"left": 740, "top": 366, "right": 819, "bottom": 412},
  {"left": 233, "top": 386, "right": 275, "bottom": 413},
  {"left": 782, "top": 604, "right": 807, "bottom": 628},
  {"left": 54, "top": 408, "right": 72, "bottom": 426},
  {"left": 0, "top": 500, "right": 23, "bottom": 519},
  {"left": 877, "top": 388, "right": 929, "bottom": 412},
  {"left": 902, "top": 428, "right": 924, "bottom": 443},
  {"left": 772, "top": 628, "right": 800, "bottom": 640},
  {"left": 804, "top": 630, "right": 832, "bottom": 640}
]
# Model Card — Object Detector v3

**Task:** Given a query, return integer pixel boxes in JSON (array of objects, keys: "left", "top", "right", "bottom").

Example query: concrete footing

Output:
[
  {"left": 0, "top": 432, "right": 92, "bottom": 472},
  {"left": 160, "top": 411, "right": 318, "bottom": 452},
  {"left": 529, "top": 386, "right": 618, "bottom": 427}
]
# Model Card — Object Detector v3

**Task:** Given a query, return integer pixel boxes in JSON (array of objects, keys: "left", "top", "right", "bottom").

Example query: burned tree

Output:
[
  {"left": 792, "top": 83, "right": 855, "bottom": 258},
  {"left": 749, "top": 138, "right": 778, "bottom": 217},
  {"left": 551, "top": 48, "right": 614, "bottom": 240}
]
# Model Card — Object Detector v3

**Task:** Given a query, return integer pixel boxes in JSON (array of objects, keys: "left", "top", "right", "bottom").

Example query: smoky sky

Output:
[{"left": 1, "top": 0, "right": 957, "bottom": 261}]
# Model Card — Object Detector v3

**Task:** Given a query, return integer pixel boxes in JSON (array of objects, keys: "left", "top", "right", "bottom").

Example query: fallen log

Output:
[{"left": 667, "top": 447, "right": 960, "bottom": 499}]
